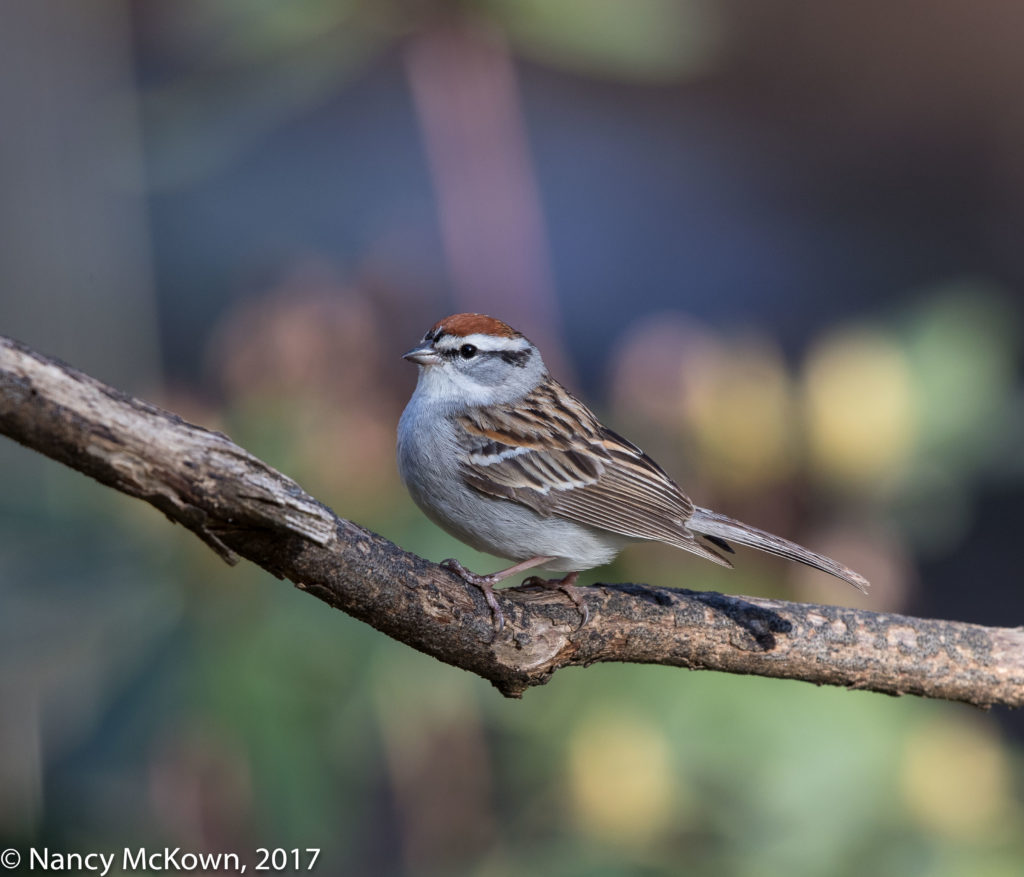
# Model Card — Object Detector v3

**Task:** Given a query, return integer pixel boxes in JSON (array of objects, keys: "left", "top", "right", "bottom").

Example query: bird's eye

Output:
[{"left": 460, "top": 344, "right": 477, "bottom": 359}]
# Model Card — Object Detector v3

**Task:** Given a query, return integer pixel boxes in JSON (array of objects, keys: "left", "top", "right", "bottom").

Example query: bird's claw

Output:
[
  {"left": 521, "top": 573, "right": 590, "bottom": 630},
  {"left": 441, "top": 558, "right": 505, "bottom": 636}
]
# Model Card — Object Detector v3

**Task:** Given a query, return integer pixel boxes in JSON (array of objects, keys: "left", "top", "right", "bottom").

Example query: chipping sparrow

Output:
[{"left": 397, "top": 313, "right": 869, "bottom": 632}]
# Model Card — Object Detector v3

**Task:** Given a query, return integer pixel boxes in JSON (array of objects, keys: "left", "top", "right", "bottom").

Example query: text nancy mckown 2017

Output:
[{"left": 13, "top": 846, "right": 321, "bottom": 874}]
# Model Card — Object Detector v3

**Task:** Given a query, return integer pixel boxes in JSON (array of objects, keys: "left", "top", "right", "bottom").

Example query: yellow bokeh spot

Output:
[
  {"left": 802, "top": 329, "right": 915, "bottom": 488},
  {"left": 567, "top": 713, "right": 680, "bottom": 845},
  {"left": 686, "top": 337, "right": 797, "bottom": 491},
  {"left": 900, "top": 716, "right": 1018, "bottom": 841}
]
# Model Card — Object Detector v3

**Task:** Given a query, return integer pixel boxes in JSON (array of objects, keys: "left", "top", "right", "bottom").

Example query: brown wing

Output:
[{"left": 456, "top": 381, "right": 730, "bottom": 565}]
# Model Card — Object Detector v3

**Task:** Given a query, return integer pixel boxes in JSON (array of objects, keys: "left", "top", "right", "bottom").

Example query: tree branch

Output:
[{"left": 1, "top": 334, "right": 1021, "bottom": 705}]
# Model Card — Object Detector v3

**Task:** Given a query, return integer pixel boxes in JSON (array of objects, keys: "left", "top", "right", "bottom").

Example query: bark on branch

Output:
[{"left": 1, "top": 334, "right": 1021, "bottom": 705}]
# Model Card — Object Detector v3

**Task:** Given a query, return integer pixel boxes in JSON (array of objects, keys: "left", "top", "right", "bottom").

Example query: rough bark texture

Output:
[{"left": 1, "top": 334, "right": 1022, "bottom": 704}]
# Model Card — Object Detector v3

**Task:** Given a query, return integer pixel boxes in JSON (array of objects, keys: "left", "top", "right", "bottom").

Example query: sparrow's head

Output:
[{"left": 403, "top": 313, "right": 546, "bottom": 406}]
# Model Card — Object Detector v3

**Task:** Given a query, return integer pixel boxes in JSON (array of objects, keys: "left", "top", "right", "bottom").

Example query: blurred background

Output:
[{"left": 2, "top": 1, "right": 1024, "bottom": 874}]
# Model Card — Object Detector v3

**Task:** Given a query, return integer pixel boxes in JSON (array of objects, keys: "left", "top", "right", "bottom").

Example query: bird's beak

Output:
[{"left": 402, "top": 343, "right": 441, "bottom": 366}]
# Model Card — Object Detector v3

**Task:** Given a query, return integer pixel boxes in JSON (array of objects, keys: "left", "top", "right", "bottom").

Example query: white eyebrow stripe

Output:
[{"left": 434, "top": 333, "right": 530, "bottom": 352}]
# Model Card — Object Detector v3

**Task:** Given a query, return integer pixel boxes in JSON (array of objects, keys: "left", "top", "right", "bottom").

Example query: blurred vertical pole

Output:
[
  {"left": 404, "top": 17, "right": 575, "bottom": 383},
  {"left": 0, "top": 0, "right": 160, "bottom": 388},
  {"left": 0, "top": 0, "right": 159, "bottom": 836}
]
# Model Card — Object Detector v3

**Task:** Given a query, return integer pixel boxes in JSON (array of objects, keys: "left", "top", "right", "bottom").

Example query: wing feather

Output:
[{"left": 456, "top": 380, "right": 729, "bottom": 565}]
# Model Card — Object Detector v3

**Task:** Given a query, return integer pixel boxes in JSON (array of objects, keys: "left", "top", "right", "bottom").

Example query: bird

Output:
[{"left": 397, "top": 313, "right": 869, "bottom": 632}]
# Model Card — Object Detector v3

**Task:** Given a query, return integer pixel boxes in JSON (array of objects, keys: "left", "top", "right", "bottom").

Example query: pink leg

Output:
[
  {"left": 521, "top": 571, "right": 590, "bottom": 629},
  {"left": 441, "top": 556, "right": 555, "bottom": 635}
]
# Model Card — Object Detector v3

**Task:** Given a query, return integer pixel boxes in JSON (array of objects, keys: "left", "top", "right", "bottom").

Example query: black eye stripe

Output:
[
  {"left": 436, "top": 343, "right": 530, "bottom": 367},
  {"left": 500, "top": 348, "right": 531, "bottom": 368}
]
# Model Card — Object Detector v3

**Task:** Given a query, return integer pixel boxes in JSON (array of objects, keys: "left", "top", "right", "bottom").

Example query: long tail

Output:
[{"left": 688, "top": 506, "right": 870, "bottom": 593}]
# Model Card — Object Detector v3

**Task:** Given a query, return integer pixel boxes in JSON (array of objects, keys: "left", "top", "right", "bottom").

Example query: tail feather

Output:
[{"left": 688, "top": 507, "right": 870, "bottom": 594}]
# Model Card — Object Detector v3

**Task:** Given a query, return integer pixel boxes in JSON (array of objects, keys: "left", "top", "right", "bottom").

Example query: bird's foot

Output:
[
  {"left": 441, "top": 558, "right": 505, "bottom": 635},
  {"left": 521, "top": 571, "right": 589, "bottom": 629}
]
